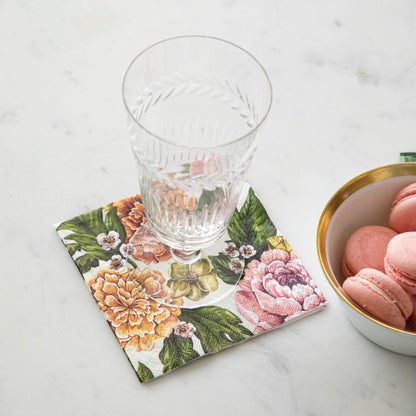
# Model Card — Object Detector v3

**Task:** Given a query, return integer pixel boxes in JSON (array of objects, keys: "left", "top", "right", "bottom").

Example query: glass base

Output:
[
  {"left": 125, "top": 235, "right": 245, "bottom": 309},
  {"left": 170, "top": 248, "right": 201, "bottom": 264}
]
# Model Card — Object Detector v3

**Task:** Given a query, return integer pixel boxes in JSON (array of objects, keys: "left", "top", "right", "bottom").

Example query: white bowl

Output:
[{"left": 317, "top": 163, "right": 416, "bottom": 355}]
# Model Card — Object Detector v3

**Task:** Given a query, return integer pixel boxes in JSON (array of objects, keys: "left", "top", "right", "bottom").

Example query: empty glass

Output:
[{"left": 122, "top": 36, "right": 272, "bottom": 268}]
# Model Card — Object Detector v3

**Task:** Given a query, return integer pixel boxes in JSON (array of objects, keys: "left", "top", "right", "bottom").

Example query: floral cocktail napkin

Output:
[{"left": 55, "top": 184, "right": 327, "bottom": 383}]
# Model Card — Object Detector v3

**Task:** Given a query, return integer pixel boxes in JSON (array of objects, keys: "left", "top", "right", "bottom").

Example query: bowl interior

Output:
[
  {"left": 317, "top": 163, "right": 416, "bottom": 335},
  {"left": 327, "top": 175, "right": 416, "bottom": 283}
]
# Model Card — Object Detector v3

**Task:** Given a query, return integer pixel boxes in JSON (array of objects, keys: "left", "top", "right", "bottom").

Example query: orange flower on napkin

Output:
[
  {"left": 88, "top": 268, "right": 182, "bottom": 352},
  {"left": 114, "top": 194, "right": 147, "bottom": 241}
]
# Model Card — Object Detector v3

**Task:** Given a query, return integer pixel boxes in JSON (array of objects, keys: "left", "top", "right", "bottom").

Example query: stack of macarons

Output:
[{"left": 341, "top": 182, "right": 416, "bottom": 331}]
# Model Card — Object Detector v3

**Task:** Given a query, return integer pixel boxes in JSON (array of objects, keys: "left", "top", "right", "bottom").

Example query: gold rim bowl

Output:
[{"left": 316, "top": 163, "right": 416, "bottom": 354}]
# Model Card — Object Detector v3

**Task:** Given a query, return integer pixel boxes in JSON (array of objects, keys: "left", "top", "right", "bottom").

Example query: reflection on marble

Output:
[{"left": 1, "top": 0, "right": 416, "bottom": 415}]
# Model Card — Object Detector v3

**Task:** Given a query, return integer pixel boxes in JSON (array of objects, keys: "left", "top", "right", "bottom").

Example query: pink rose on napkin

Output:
[{"left": 235, "top": 249, "right": 326, "bottom": 333}]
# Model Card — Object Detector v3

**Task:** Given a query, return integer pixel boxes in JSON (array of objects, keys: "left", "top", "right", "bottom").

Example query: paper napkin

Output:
[{"left": 55, "top": 184, "right": 327, "bottom": 383}]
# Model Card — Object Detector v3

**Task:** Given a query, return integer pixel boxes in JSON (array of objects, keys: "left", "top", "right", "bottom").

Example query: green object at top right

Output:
[{"left": 400, "top": 152, "right": 416, "bottom": 162}]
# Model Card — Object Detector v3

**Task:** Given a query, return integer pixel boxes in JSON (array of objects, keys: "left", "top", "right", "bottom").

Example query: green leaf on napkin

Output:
[
  {"left": 63, "top": 233, "right": 101, "bottom": 251},
  {"left": 196, "top": 187, "right": 225, "bottom": 213},
  {"left": 57, "top": 208, "right": 107, "bottom": 235},
  {"left": 104, "top": 206, "right": 127, "bottom": 243},
  {"left": 179, "top": 306, "right": 252, "bottom": 354},
  {"left": 74, "top": 252, "right": 101, "bottom": 274},
  {"left": 209, "top": 253, "right": 242, "bottom": 285},
  {"left": 136, "top": 362, "right": 154, "bottom": 383},
  {"left": 56, "top": 205, "right": 127, "bottom": 273},
  {"left": 228, "top": 187, "right": 276, "bottom": 259},
  {"left": 65, "top": 242, "right": 81, "bottom": 256},
  {"left": 159, "top": 334, "right": 200, "bottom": 373}
]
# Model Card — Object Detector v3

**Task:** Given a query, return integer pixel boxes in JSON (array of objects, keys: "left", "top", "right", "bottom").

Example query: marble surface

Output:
[{"left": 1, "top": 0, "right": 416, "bottom": 415}]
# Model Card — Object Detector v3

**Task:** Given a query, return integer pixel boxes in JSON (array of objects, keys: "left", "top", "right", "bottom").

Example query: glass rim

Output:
[{"left": 121, "top": 35, "right": 273, "bottom": 150}]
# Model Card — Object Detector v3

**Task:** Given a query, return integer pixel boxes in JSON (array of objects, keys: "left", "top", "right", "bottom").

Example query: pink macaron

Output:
[
  {"left": 384, "top": 232, "right": 416, "bottom": 295},
  {"left": 342, "top": 268, "right": 413, "bottom": 330},
  {"left": 389, "top": 182, "right": 416, "bottom": 233},
  {"left": 342, "top": 225, "right": 397, "bottom": 277}
]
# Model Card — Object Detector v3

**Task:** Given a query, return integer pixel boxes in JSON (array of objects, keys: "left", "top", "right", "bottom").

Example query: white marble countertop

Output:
[{"left": 2, "top": 1, "right": 416, "bottom": 415}]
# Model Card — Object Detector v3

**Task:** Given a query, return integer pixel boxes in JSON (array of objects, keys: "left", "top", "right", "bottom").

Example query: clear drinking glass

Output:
[{"left": 122, "top": 36, "right": 272, "bottom": 301}]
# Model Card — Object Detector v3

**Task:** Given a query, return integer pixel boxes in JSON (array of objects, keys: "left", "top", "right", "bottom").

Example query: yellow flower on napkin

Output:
[
  {"left": 167, "top": 258, "right": 219, "bottom": 301},
  {"left": 267, "top": 235, "right": 292, "bottom": 253}
]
